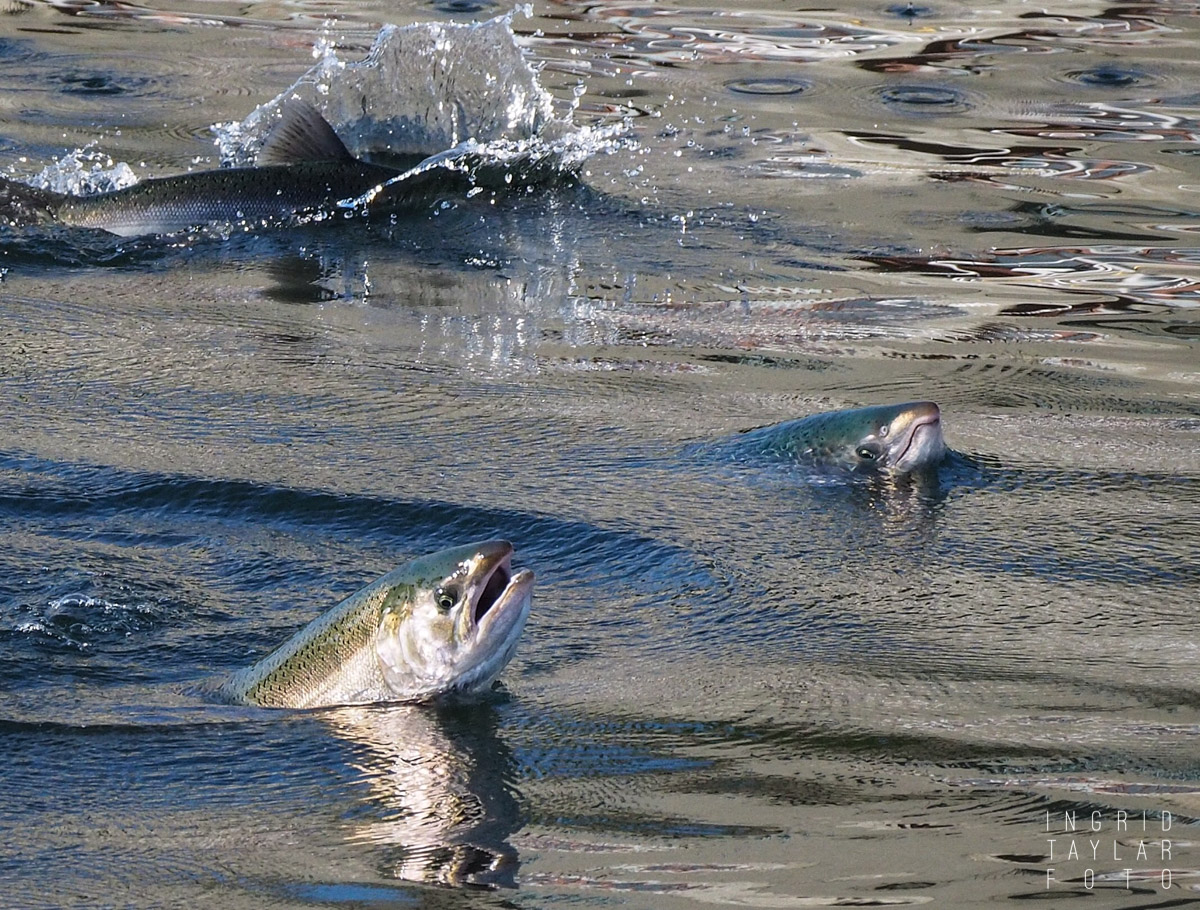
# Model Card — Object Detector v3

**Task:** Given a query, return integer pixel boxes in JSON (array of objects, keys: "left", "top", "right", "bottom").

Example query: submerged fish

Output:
[
  {"left": 729, "top": 401, "right": 948, "bottom": 474},
  {"left": 221, "top": 540, "right": 534, "bottom": 709},
  {"left": 0, "top": 100, "right": 420, "bottom": 237}
]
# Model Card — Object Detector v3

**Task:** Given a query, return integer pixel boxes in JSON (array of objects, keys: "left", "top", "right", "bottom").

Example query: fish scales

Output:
[
  {"left": 227, "top": 579, "right": 401, "bottom": 709},
  {"left": 56, "top": 161, "right": 400, "bottom": 236},
  {"left": 0, "top": 99, "right": 436, "bottom": 237}
]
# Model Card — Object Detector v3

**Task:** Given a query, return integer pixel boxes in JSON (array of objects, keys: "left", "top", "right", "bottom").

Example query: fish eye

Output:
[
  {"left": 855, "top": 445, "right": 880, "bottom": 461},
  {"left": 434, "top": 585, "right": 460, "bottom": 613}
]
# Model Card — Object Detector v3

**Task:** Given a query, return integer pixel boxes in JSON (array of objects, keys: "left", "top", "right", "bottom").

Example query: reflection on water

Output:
[
  {"left": 1, "top": 0, "right": 1200, "bottom": 907},
  {"left": 325, "top": 703, "right": 521, "bottom": 889}
]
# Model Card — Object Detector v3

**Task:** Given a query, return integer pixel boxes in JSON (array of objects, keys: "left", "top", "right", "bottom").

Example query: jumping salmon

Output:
[
  {"left": 0, "top": 99, "right": 421, "bottom": 237},
  {"left": 220, "top": 540, "right": 534, "bottom": 709}
]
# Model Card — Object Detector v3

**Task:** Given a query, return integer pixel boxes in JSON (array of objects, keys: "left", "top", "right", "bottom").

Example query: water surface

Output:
[{"left": 1, "top": 1, "right": 1199, "bottom": 907}]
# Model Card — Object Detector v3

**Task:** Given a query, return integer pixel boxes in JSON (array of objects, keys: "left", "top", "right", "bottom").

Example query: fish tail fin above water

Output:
[
  {"left": 256, "top": 98, "right": 356, "bottom": 166},
  {"left": 0, "top": 175, "right": 65, "bottom": 227}
]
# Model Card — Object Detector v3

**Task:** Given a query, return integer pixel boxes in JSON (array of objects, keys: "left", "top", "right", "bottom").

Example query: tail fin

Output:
[{"left": 0, "top": 176, "right": 64, "bottom": 227}]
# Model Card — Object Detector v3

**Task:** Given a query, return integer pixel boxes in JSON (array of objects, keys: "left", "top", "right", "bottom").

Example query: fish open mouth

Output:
[
  {"left": 476, "top": 558, "right": 511, "bottom": 623},
  {"left": 470, "top": 544, "right": 535, "bottom": 630}
]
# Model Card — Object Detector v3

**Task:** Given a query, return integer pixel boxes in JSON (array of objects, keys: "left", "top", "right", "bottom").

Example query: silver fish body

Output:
[
  {"left": 0, "top": 99, "right": 423, "bottom": 237},
  {"left": 734, "top": 401, "right": 947, "bottom": 474},
  {"left": 221, "top": 540, "right": 534, "bottom": 709},
  {"left": 53, "top": 160, "right": 401, "bottom": 237}
]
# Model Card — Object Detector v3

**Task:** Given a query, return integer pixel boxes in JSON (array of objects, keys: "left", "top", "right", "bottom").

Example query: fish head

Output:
[
  {"left": 374, "top": 540, "right": 534, "bottom": 701},
  {"left": 816, "top": 401, "right": 946, "bottom": 473}
]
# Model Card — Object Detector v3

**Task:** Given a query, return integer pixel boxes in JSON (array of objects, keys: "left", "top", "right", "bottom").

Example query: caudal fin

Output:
[{"left": 0, "top": 176, "right": 64, "bottom": 227}]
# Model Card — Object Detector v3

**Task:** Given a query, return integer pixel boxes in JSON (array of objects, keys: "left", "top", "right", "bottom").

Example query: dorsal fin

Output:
[{"left": 257, "top": 98, "right": 355, "bottom": 166}]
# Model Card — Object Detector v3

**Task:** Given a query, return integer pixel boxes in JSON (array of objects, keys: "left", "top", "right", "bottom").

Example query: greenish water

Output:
[{"left": 1, "top": 2, "right": 1198, "bottom": 907}]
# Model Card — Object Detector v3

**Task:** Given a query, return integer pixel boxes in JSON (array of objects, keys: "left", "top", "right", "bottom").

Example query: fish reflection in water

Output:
[{"left": 322, "top": 702, "right": 522, "bottom": 889}]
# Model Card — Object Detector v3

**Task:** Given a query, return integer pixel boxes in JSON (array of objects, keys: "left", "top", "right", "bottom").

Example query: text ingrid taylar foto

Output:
[{"left": 1044, "top": 809, "right": 1180, "bottom": 892}]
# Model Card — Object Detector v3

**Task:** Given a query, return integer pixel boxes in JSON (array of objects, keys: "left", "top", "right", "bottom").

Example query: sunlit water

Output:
[{"left": 1, "top": 1, "right": 1199, "bottom": 907}]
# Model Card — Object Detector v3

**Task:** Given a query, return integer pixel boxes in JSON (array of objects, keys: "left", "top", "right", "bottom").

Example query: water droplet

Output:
[
  {"left": 886, "top": 2, "right": 936, "bottom": 19},
  {"left": 724, "top": 77, "right": 812, "bottom": 97},
  {"left": 875, "top": 84, "right": 972, "bottom": 114},
  {"left": 1069, "top": 65, "right": 1146, "bottom": 88}
]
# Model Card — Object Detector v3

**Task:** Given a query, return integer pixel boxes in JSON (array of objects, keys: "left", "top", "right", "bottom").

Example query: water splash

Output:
[
  {"left": 14, "top": 592, "right": 165, "bottom": 651},
  {"left": 23, "top": 12, "right": 625, "bottom": 210},
  {"left": 214, "top": 12, "right": 626, "bottom": 185},
  {"left": 29, "top": 145, "right": 138, "bottom": 196}
]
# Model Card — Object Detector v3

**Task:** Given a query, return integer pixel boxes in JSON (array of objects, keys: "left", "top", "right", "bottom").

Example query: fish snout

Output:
[
  {"left": 890, "top": 401, "right": 946, "bottom": 470},
  {"left": 905, "top": 400, "right": 941, "bottom": 427}
]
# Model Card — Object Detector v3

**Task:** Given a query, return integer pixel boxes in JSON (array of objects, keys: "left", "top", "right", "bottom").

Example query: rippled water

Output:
[{"left": 2, "top": 0, "right": 1199, "bottom": 907}]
